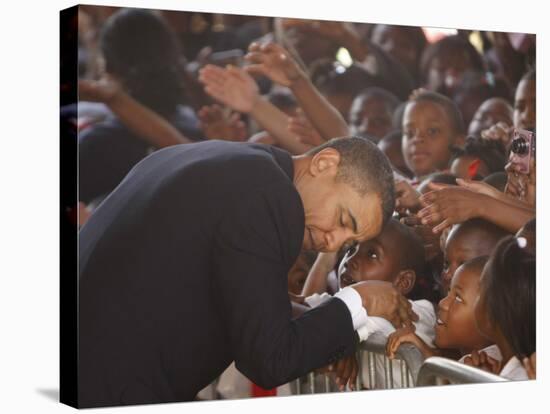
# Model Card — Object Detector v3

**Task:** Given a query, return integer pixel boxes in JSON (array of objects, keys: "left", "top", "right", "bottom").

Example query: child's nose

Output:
[{"left": 438, "top": 295, "right": 450, "bottom": 311}]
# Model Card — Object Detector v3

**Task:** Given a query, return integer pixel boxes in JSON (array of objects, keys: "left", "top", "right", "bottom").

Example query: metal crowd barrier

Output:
[
  {"left": 416, "top": 356, "right": 507, "bottom": 386},
  {"left": 292, "top": 332, "right": 425, "bottom": 393}
]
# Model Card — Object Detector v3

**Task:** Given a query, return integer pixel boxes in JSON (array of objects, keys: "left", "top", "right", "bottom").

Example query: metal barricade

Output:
[
  {"left": 292, "top": 332, "right": 426, "bottom": 394},
  {"left": 416, "top": 356, "right": 507, "bottom": 386}
]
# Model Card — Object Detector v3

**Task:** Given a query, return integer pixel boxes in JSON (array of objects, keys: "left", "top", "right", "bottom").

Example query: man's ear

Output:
[
  {"left": 309, "top": 148, "right": 341, "bottom": 177},
  {"left": 393, "top": 269, "right": 416, "bottom": 296}
]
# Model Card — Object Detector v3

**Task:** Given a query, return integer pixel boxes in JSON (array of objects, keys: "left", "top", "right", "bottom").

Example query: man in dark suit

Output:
[{"left": 78, "top": 137, "right": 414, "bottom": 407}]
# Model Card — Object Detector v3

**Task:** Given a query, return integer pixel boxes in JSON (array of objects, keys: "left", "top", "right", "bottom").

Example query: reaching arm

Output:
[
  {"left": 301, "top": 252, "right": 338, "bottom": 297},
  {"left": 245, "top": 42, "right": 349, "bottom": 141},
  {"left": 198, "top": 64, "right": 311, "bottom": 154},
  {"left": 418, "top": 184, "right": 535, "bottom": 234},
  {"left": 79, "top": 78, "right": 192, "bottom": 148}
]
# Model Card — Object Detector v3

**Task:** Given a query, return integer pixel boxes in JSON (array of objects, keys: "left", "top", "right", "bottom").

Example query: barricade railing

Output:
[
  {"left": 292, "top": 331, "right": 426, "bottom": 393},
  {"left": 416, "top": 356, "right": 507, "bottom": 386}
]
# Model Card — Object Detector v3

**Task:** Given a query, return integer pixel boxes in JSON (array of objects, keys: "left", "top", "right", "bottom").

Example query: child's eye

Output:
[
  {"left": 454, "top": 295, "right": 464, "bottom": 303},
  {"left": 404, "top": 130, "right": 414, "bottom": 140},
  {"left": 427, "top": 127, "right": 440, "bottom": 136},
  {"left": 368, "top": 250, "right": 378, "bottom": 260}
]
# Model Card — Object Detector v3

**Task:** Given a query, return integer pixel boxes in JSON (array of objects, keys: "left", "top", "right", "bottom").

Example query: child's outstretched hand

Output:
[
  {"left": 198, "top": 64, "right": 259, "bottom": 113},
  {"left": 198, "top": 104, "right": 247, "bottom": 141},
  {"left": 386, "top": 326, "right": 436, "bottom": 360},
  {"left": 522, "top": 352, "right": 536, "bottom": 379},
  {"left": 322, "top": 354, "right": 358, "bottom": 391},
  {"left": 288, "top": 108, "right": 324, "bottom": 147},
  {"left": 78, "top": 76, "right": 122, "bottom": 104},
  {"left": 462, "top": 350, "right": 502, "bottom": 375},
  {"left": 417, "top": 183, "right": 482, "bottom": 233},
  {"left": 395, "top": 180, "right": 422, "bottom": 213},
  {"left": 244, "top": 42, "right": 304, "bottom": 87}
]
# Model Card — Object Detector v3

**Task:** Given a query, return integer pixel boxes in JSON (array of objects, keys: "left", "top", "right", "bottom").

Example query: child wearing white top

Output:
[{"left": 470, "top": 235, "right": 535, "bottom": 381}]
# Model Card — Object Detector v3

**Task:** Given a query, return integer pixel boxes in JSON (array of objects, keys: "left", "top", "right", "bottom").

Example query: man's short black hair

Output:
[{"left": 306, "top": 136, "right": 396, "bottom": 226}]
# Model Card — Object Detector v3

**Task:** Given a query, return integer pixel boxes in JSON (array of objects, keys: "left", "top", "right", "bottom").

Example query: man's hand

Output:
[
  {"left": 350, "top": 281, "right": 418, "bottom": 328},
  {"left": 198, "top": 64, "right": 260, "bottom": 113},
  {"left": 244, "top": 42, "right": 304, "bottom": 87}
]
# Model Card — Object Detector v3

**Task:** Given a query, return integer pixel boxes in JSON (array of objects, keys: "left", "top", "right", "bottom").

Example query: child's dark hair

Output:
[
  {"left": 309, "top": 59, "right": 377, "bottom": 96},
  {"left": 267, "top": 90, "right": 297, "bottom": 112},
  {"left": 100, "top": 8, "right": 185, "bottom": 115},
  {"left": 449, "top": 137, "right": 506, "bottom": 177},
  {"left": 394, "top": 220, "right": 430, "bottom": 301},
  {"left": 354, "top": 87, "right": 401, "bottom": 114},
  {"left": 419, "top": 35, "right": 485, "bottom": 84},
  {"left": 392, "top": 101, "right": 407, "bottom": 130},
  {"left": 454, "top": 70, "right": 513, "bottom": 103},
  {"left": 409, "top": 91, "right": 466, "bottom": 136},
  {"left": 520, "top": 68, "right": 536, "bottom": 83},
  {"left": 482, "top": 236, "right": 536, "bottom": 359},
  {"left": 423, "top": 172, "right": 459, "bottom": 186}
]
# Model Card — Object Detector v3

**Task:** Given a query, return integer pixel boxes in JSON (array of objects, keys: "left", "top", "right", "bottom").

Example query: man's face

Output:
[{"left": 297, "top": 150, "right": 384, "bottom": 253}]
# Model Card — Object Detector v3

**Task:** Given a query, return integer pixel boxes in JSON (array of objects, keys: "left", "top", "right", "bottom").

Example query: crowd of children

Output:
[{"left": 69, "top": 6, "right": 536, "bottom": 398}]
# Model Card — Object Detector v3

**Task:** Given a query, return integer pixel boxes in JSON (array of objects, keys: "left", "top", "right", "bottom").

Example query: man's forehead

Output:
[{"left": 350, "top": 192, "right": 384, "bottom": 239}]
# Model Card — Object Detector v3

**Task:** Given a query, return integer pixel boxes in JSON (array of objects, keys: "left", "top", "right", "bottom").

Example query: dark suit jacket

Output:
[{"left": 78, "top": 141, "right": 358, "bottom": 408}]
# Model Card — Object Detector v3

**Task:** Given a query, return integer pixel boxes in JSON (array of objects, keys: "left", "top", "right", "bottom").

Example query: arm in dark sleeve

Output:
[
  {"left": 212, "top": 189, "right": 358, "bottom": 389},
  {"left": 78, "top": 123, "right": 151, "bottom": 204}
]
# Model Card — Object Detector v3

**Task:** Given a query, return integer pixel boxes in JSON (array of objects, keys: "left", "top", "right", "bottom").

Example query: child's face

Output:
[
  {"left": 340, "top": 227, "right": 402, "bottom": 288},
  {"left": 426, "top": 50, "right": 472, "bottom": 94},
  {"left": 402, "top": 101, "right": 456, "bottom": 178},
  {"left": 435, "top": 263, "right": 490, "bottom": 352},
  {"left": 441, "top": 226, "right": 492, "bottom": 295},
  {"left": 349, "top": 96, "right": 394, "bottom": 141},
  {"left": 287, "top": 254, "right": 311, "bottom": 295},
  {"left": 468, "top": 98, "right": 513, "bottom": 138},
  {"left": 371, "top": 25, "right": 418, "bottom": 74},
  {"left": 513, "top": 79, "right": 536, "bottom": 130}
]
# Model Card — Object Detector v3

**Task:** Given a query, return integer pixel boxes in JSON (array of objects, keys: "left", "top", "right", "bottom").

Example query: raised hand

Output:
[
  {"left": 417, "top": 183, "right": 483, "bottom": 233},
  {"left": 79, "top": 76, "right": 122, "bottom": 103},
  {"left": 386, "top": 326, "right": 435, "bottom": 360},
  {"left": 351, "top": 280, "right": 418, "bottom": 328},
  {"left": 395, "top": 179, "right": 422, "bottom": 214},
  {"left": 198, "top": 104, "right": 247, "bottom": 141},
  {"left": 462, "top": 350, "right": 502, "bottom": 375},
  {"left": 481, "top": 122, "right": 512, "bottom": 148},
  {"left": 244, "top": 42, "right": 304, "bottom": 87},
  {"left": 456, "top": 177, "right": 504, "bottom": 199},
  {"left": 198, "top": 64, "right": 259, "bottom": 113},
  {"left": 288, "top": 108, "right": 324, "bottom": 147},
  {"left": 522, "top": 352, "right": 536, "bottom": 380}
]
